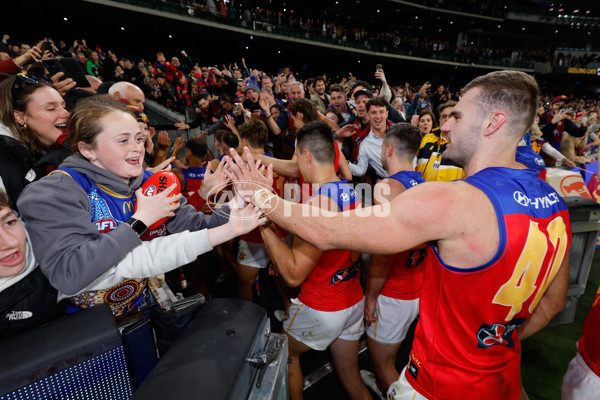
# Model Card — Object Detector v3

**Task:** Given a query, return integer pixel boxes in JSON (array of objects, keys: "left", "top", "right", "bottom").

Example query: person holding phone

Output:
[
  {"left": 539, "top": 95, "right": 587, "bottom": 166},
  {"left": 0, "top": 75, "right": 71, "bottom": 206}
]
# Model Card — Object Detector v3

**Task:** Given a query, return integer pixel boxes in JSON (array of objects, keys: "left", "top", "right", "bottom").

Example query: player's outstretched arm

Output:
[{"left": 229, "top": 147, "right": 470, "bottom": 255}]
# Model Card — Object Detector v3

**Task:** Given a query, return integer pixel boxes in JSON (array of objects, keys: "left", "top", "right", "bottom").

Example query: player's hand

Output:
[
  {"left": 132, "top": 184, "right": 181, "bottom": 227},
  {"left": 157, "top": 131, "right": 171, "bottom": 149},
  {"left": 364, "top": 297, "right": 378, "bottom": 325},
  {"left": 146, "top": 157, "right": 175, "bottom": 173},
  {"left": 199, "top": 156, "right": 230, "bottom": 199},
  {"left": 336, "top": 124, "right": 359, "bottom": 138},
  {"left": 224, "top": 147, "right": 273, "bottom": 204},
  {"left": 268, "top": 262, "right": 280, "bottom": 276}
]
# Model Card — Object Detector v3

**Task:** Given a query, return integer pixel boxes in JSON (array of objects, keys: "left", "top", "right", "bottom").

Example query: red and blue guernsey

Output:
[
  {"left": 406, "top": 167, "right": 571, "bottom": 400},
  {"left": 515, "top": 145, "right": 547, "bottom": 181},
  {"left": 53, "top": 167, "right": 165, "bottom": 317},
  {"left": 299, "top": 180, "right": 364, "bottom": 312},
  {"left": 579, "top": 284, "right": 600, "bottom": 378},
  {"left": 180, "top": 166, "right": 206, "bottom": 195},
  {"left": 380, "top": 171, "right": 427, "bottom": 301},
  {"left": 179, "top": 166, "right": 206, "bottom": 211},
  {"left": 242, "top": 154, "right": 288, "bottom": 244}
]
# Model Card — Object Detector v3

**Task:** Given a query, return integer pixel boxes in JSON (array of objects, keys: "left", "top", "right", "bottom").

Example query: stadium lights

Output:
[{"left": 63, "top": 17, "right": 68, "bottom": 21}]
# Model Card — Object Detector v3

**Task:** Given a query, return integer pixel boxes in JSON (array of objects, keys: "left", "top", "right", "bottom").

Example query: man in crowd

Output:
[
  {"left": 539, "top": 95, "right": 587, "bottom": 165},
  {"left": 348, "top": 97, "right": 392, "bottom": 180},
  {"left": 311, "top": 76, "right": 331, "bottom": 113},
  {"left": 230, "top": 70, "right": 571, "bottom": 400},
  {"left": 108, "top": 81, "right": 146, "bottom": 111},
  {"left": 328, "top": 84, "right": 356, "bottom": 123}
]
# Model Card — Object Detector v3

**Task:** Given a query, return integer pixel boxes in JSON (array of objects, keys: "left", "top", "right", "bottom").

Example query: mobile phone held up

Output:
[
  {"left": 376, "top": 64, "right": 383, "bottom": 71},
  {"left": 42, "top": 57, "right": 91, "bottom": 88}
]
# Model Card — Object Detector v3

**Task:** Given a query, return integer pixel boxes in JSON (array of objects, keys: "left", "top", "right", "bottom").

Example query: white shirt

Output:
[{"left": 348, "top": 129, "right": 388, "bottom": 178}]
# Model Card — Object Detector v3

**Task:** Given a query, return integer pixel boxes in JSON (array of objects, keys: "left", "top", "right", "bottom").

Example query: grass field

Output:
[{"left": 521, "top": 248, "right": 600, "bottom": 400}]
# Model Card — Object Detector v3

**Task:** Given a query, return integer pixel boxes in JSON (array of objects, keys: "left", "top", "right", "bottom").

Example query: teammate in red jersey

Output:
[
  {"left": 257, "top": 121, "right": 370, "bottom": 400},
  {"left": 562, "top": 283, "right": 600, "bottom": 399},
  {"left": 362, "top": 123, "right": 426, "bottom": 397},
  {"left": 234, "top": 119, "right": 289, "bottom": 302},
  {"left": 228, "top": 71, "right": 571, "bottom": 400}
]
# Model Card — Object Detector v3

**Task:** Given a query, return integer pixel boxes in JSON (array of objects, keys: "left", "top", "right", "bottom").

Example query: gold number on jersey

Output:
[{"left": 493, "top": 217, "right": 568, "bottom": 321}]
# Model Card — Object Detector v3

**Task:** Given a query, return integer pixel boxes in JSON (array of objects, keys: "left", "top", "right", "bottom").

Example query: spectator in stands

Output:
[
  {"left": 414, "top": 109, "right": 437, "bottom": 136},
  {"left": 242, "top": 76, "right": 262, "bottom": 115},
  {"left": 539, "top": 95, "right": 587, "bottom": 166},
  {"left": 108, "top": 81, "right": 146, "bottom": 111},
  {"left": 17, "top": 96, "right": 262, "bottom": 317},
  {"left": 348, "top": 97, "right": 391, "bottom": 179},
  {"left": 173, "top": 92, "right": 219, "bottom": 131},
  {"left": 328, "top": 84, "right": 356, "bottom": 123},
  {"left": 173, "top": 70, "right": 194, "bottom": 110},
  {"left": 86, "top": 50, "right": 102, "bottom": 77},
  {"left": 0, "top": 190, "right": 64, "bottom": 339},
  {"left": 311, "top": 76, "right": 331, "bottom": 114},
  {"left": 154, "top": 52, "right": 178, "bottom": 82},
  {"left": 0, "top": 75, "right": 70, "bottom": 205}
]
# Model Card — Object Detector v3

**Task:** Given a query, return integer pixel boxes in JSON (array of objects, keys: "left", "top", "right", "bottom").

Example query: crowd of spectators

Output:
[
  {"left": 1, "top": 23, "right": 599, "bottom": 399},
  {"left": 148, "top": 0, "right": 600, "bottom": 69}
]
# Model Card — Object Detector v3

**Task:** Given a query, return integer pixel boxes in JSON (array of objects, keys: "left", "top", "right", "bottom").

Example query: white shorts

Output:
[
  {"left": 237, "top": 240, "right": 271, "bottom": 269},
  {"left": 237, "top": 236, "right": 291, "bottom": 269},
  {"left": 284, "top": 297, "right": 365, "bottom": 351},
  {"left": 562, "top": 351, "right": 600, "bottom": 400},
  {"left": 387, "top": 366, "right": 429, "bottom": 400},
  {"left": 366, "top": 295, "right": 419, "bottom": 344}
]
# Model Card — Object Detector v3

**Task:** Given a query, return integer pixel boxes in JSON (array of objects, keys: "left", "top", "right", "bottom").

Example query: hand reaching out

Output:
[{"left": 224, "top": 147, "right": 273, "bottom": 204}]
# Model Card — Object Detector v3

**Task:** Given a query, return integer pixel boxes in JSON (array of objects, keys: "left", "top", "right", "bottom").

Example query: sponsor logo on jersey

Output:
[
  {"left": 513, "top": 191, "right": 560, "bottom": 209},
  {"left": 96, "top": 219, "right": 117, "bottom": 233},
  {"left": 5, "top": 311, "right": 33, "bottom": 321},
  {"left": 476, "top": 319, "right": 524, "bottom": 348}
]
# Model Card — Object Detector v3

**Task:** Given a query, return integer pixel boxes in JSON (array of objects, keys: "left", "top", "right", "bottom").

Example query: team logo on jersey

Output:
[
  {"left": 143, "top": 185, "right": 157, "bottom": 197},
  {"left": 476, "top": 319, "right": 524, "bottom": 348},
  {"left": 5, "top": 311, "right": 33, "bottom": 321},
  {"left": 410, "top": 179, "right": 418, "bottom": 187},
  {"left": 406, "top": 248, "right": 427, "bottom": 268},
  {"left": 330, "top": 261, "right": 359, "bottom": 285},
  {"left": 535, "top": 158, "right": 545, "bottom": 166},
  {"left": 340, "top": 193, "right": 350, "bottom": 202}
]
